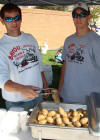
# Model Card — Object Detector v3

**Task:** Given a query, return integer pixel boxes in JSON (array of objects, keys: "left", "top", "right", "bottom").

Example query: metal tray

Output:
[
  {"left": 87, "top": 92, "right": 100, "bottom": 136},
  {"left": 27, "top": 101, "right": 98, "bottom": 140}
]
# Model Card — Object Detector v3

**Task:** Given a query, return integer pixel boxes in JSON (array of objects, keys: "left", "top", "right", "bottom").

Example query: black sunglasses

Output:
[
  {"left": 72, "top": 12, "right": 88, "bottom": 18},
  {"left": 4, "top": 15, "right": 21, "bottom": 22}
]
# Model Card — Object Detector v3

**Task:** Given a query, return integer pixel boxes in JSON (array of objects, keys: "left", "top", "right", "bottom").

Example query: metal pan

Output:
[{"left": 27, "top": 101, "right": 97, "bottom": 140}]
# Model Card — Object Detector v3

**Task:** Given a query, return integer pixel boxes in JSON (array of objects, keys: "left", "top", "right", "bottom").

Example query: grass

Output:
[
  {"left": 42, "top": 50, "right": 62, "bottom": 89},
  {"left": 0, "top": 50, "right": 62, "bottom": 108}
]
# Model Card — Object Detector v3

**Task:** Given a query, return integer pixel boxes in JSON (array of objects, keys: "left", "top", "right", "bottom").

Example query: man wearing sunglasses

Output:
[
  {"left": 0, "top": 3, "right": 48, "bottom": 110},
  {"left": 58, "top": 2, "right": 100, "bottom": 104}
]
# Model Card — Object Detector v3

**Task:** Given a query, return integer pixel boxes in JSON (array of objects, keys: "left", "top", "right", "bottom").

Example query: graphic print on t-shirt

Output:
[
  {"left": 67, "top": 43, "right": 85, "bottom": 64},
  {"left": 8, "top": 45, "right": 38, "bottom": 73}
]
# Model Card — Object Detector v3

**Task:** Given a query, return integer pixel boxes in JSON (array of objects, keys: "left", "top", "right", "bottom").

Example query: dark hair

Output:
[
  {"left": 72, "top": 7, "right": 90, "bottom": 16},
  {"left": 0, "top": 3, "right": 22, "bottom": 19}
]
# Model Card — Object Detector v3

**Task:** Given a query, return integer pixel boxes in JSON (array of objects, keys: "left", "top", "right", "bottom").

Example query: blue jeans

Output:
[{"left": 5, "top": 96, "right": 43, "bottom": 111}]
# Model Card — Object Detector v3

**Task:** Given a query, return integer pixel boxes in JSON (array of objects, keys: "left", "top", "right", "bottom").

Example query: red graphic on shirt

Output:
[
  {"left": 68, "top": 43, "right": 75, "bottom": 48},
  {"left": 8, "top": 46, "right": 20, "bottom": 60},
  {"left": 21, "top": 61, "right": 29, "bottom": 67},
  {"left": 8, "top": 45, "right": 38, "bottom": 72},
  {"left": 68, "top": 43, "right": 76, "bottom": 54},
  {"left": 67, "top": 43, "right": 85, "bottom": 63}
]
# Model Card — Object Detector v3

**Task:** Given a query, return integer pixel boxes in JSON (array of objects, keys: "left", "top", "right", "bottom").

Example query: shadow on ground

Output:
[{"left": 49, "top": 58, "right": 55, "bottom": 62}]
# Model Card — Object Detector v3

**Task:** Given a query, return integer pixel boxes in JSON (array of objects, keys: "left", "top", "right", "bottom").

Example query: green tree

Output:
[{"left": 90, "top": 5, "right": 100, "bottom": 24}]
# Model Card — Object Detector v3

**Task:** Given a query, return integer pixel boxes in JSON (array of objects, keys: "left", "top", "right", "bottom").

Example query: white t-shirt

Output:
[
  {"left": 0, "top": 32, "right": 43, "bottom": 102},
  {"left": 61, "top": 31, "right": 100, "bottom": 104}
]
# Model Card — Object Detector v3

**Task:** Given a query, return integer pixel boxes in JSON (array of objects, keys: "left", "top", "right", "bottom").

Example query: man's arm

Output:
[
  {"left": 41, "top": 71, "right": 50, "bottom": 98},
  {"left": 57, "top": 61, "right": 66, "bottom": 96},
  {"left": 41, "top": 72, "right": 48, "bottom": 89},
  {"left": 4, "top": 80, "right": 39, "bottom": 98}
]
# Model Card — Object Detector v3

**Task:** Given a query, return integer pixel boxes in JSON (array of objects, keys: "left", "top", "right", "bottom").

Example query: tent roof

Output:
[{"left": 1, "top": 0, "right": 100, "bottom": 6}]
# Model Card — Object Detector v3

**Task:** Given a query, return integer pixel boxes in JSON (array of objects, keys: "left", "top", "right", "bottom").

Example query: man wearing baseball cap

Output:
[
  {"left": 58, "top": 2, "right": 100, "bottom": 104},
  {"left": 72, "top": 2, "right": 90, "bottom": 13}
]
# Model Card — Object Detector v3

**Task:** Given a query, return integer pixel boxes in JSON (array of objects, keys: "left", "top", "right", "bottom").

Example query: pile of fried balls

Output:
[{"left": 36, "top": 106, "right": 88, "bottom": 128}]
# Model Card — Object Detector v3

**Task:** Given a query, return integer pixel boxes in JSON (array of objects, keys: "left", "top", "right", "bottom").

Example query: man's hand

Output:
[
  {"left": 43, "top": 89, "right": 50, "bottom": 98},
  {"left": 41, "top": 72, "right": 50, "bottom": 99},
  {"left": 4, "top": 80, "right": 40, "bottom": 99},
  {"left": 20, "top": 85, "right": 39, "bottom": 98}
]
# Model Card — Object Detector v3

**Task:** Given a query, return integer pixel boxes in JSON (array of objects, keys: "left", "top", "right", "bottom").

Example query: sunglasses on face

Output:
[
  {"left": 4, "top": 15, "right": 21, "bottom": 22},
  {"left": 72, "top": 12, "right": 88, "bottom": 18}
]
